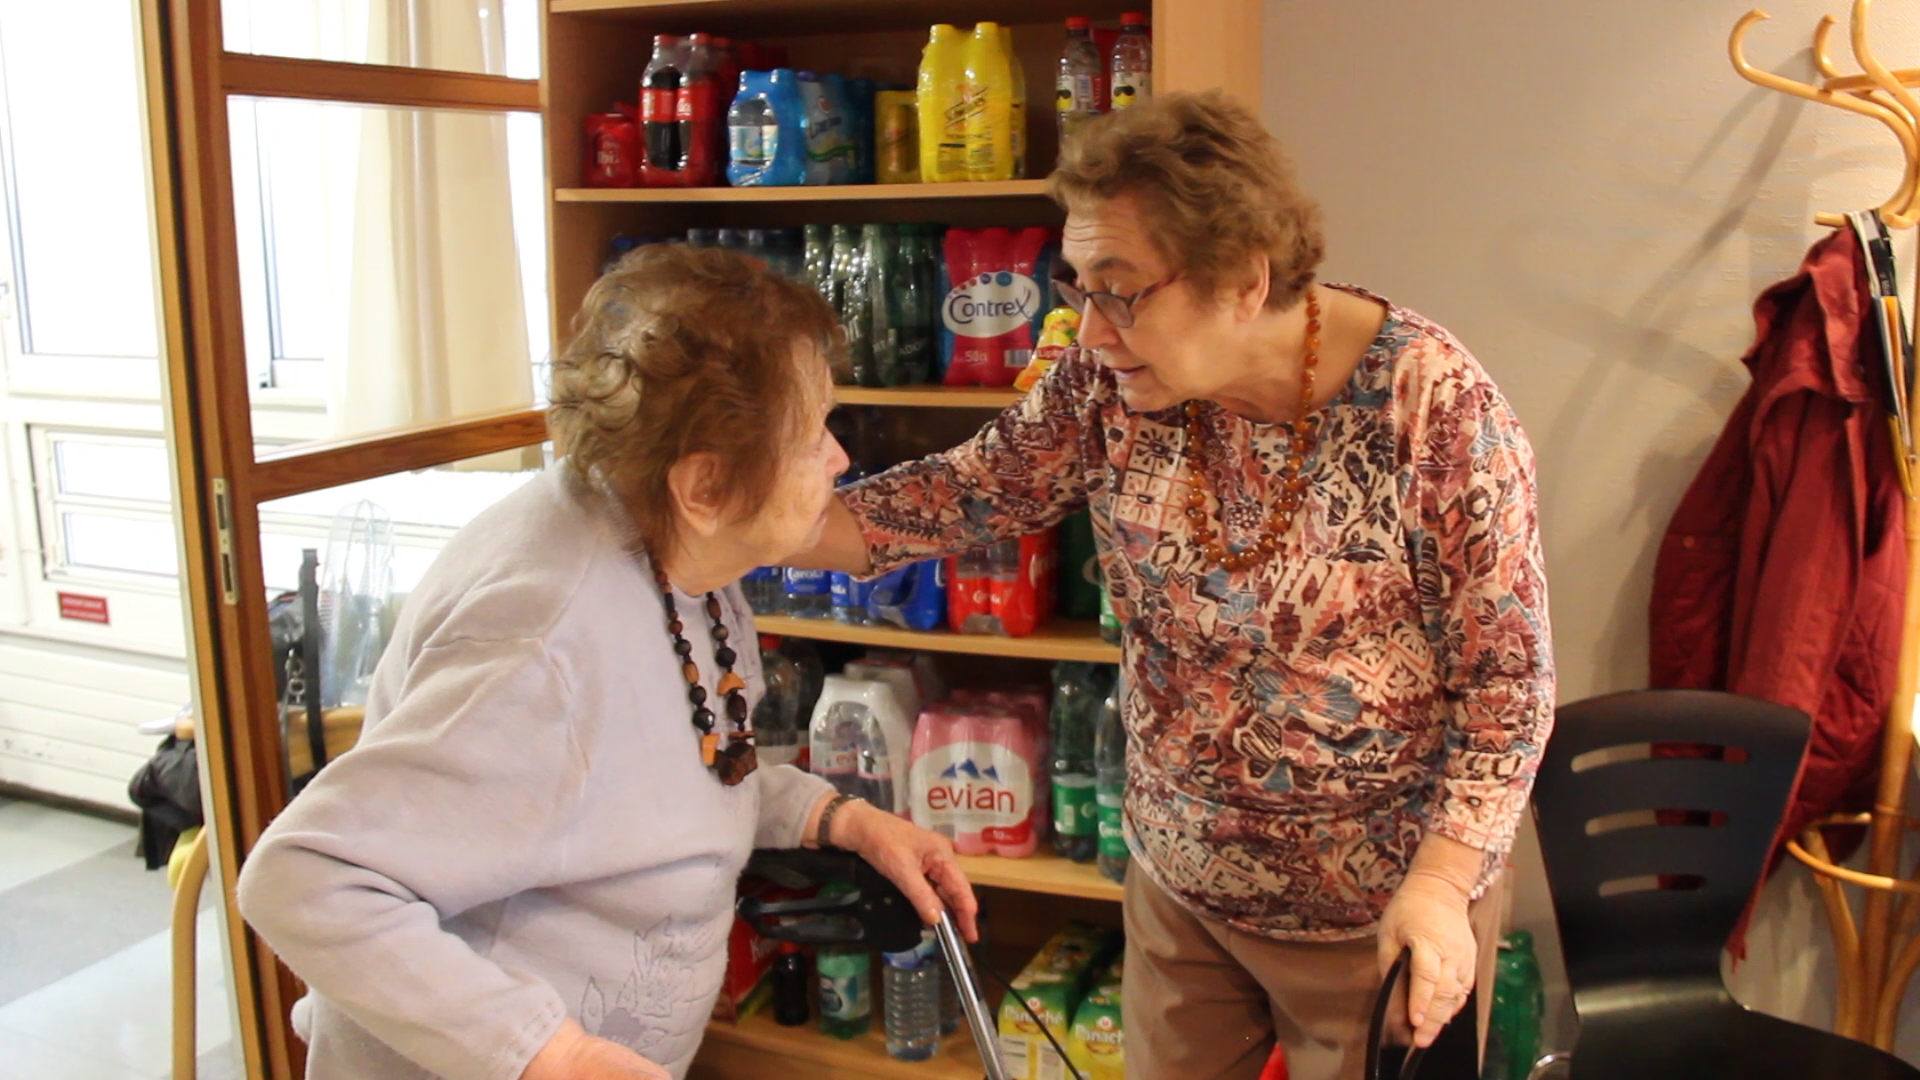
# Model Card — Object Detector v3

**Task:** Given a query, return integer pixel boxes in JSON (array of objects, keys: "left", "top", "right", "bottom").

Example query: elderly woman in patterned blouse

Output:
[{"left": 798, "top": 91, "right": 1552, "bottom": 1080}]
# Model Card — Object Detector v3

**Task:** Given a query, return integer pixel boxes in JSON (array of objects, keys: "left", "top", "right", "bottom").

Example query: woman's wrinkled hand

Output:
[
  {"left": 521, "top": 1019, "right": 671, "bottom": 1080},
  {"left": 832, "top": 799, "right": 981, "bottom": 942},
  {"left": 1376, "top": 871, "right": 1477, "bottom": 1049}
]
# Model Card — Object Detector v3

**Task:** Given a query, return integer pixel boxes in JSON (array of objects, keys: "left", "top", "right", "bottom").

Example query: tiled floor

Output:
[{"left": 0, "top": 795, "right": 241, "bottom": 1079}]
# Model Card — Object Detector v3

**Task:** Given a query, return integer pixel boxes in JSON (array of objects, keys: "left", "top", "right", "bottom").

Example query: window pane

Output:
[
  {"left": 52, "top": 436, "right": 171, "bottom": 504},
  {"left": 0, "top": 0, "right": 159, "bottom": 359},
  {"left": 253, "top": 449, "right": 546, "bottom": 718},
  {"left": 222, "top": 0, "right": 541, "bottom": 80},
  {"left": 229, "top": 97, "right": 550, "bottom": 454},
  {"left": 62, "top": 511, "right": 178, "bottom": 578}
]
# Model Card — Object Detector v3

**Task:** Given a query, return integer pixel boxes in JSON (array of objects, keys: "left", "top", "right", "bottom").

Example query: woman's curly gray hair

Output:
[{"left": 547, "top": 243, "right": 840, "bottom": 558}]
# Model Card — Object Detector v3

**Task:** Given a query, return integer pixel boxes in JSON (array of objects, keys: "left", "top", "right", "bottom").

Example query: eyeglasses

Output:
[{"left": 1051, "top": 271, "right": 1180, "bottom": 330}]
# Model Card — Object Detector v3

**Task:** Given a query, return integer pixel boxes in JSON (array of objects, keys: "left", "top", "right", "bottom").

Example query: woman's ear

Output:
[
  {"left": 666, "top": 452, "right": 727, "bottom": 540},
  {"left": 1236, "top": 253, "right": 1272, "bottom": 320}
]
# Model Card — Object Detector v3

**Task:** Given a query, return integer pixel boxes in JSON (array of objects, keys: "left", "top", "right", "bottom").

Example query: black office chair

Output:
[
  {"left": 1367, "top": 946, "right": 1480, "bottom": 1080},
  {"left": 1532, "top": 689, "right": 1919, "bottom": 1079}
]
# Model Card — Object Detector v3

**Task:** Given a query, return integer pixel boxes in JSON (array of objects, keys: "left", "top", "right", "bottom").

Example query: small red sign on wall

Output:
[{"left": 58, "top": 592, "right": 109, "bottom": 625}]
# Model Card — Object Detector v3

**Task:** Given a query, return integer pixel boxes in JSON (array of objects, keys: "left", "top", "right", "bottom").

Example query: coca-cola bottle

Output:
[
  {"left": 640, "top": 35, "right": 683, "bottom": 187},
  {"left": 675, "top": 32, "right": 722, "bottom": 187}
]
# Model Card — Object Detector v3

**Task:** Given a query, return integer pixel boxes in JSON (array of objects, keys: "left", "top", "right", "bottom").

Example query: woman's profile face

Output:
[
  {"left": 1061, "top": 192, "right": 1236, "bottom": 414},
  {"left": 735, "top": 347, "right": 847, "bottom": 564}
]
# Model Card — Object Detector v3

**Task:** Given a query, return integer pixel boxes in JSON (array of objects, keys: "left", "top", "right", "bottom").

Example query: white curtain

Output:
[{"left": 342, "top": 0, "right": 535, "bottom": 469}]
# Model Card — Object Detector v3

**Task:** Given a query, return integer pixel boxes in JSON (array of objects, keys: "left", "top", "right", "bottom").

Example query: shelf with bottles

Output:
[
  {"left": 756, "top": 615, "right": 1118, "bottom": 664},
  {"left": 555, "top": 180, "right": 1051, "bottom": 204},
  {"left": 833, "top": 386, "right": 1025, "bottom": 408},
  {"left": 699, "top": 1010, "right": 983, "bottom": 1080}
]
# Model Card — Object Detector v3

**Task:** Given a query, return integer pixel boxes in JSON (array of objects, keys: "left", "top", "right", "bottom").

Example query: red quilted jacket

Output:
[{"left": 1649, "top": 226, "right": 1904, "bottom": 939}]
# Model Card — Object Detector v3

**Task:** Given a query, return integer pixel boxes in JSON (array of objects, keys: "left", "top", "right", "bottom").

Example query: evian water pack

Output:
[
  {"left": 909, "top": 694, "right": 1048, "bottom": 857},
  {"left": 940, "top": 227, "right": 1056, "bottom": 387}
]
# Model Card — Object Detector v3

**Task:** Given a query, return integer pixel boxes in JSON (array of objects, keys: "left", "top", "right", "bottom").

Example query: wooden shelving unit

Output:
[
  {"left": 543, "top": 3, "right": 1259, "bottom": 1074},
  {"left": 757, "top": 615, "right": 1120, "bottom": 663}
]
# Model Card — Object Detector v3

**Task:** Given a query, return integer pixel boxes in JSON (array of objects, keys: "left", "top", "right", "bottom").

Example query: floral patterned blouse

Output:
[{"left": 842, "top": 285, "right": 1554, "bottom": 941}]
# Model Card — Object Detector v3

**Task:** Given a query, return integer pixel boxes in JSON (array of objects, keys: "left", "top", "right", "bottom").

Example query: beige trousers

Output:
[{"left": 1121, "top": 869, "right": 1506, "bottom": 1080}]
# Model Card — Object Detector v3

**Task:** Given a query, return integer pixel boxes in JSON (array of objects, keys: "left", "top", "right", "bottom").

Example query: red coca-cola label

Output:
[{"left": 642, "top": 87, "right": 677, "bottom": 123}]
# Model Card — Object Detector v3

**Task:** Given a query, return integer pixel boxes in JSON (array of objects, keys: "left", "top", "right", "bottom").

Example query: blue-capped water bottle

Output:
[{"left": 784, "top": 567, "right": 833, "bottom": 618}]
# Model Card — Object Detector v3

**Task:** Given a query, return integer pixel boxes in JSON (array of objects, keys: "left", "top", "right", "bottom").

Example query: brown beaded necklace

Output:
[
  {"left": 653, "top": 565, "right": 757, "bottom": 786},
  {"left": 1180, "top": 288, "right": 1322, "bottom": 573}
]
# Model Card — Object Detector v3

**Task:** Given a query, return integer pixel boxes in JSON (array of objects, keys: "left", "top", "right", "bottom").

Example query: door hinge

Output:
[{"left": 212, "top": 478, "right": 238, "bottom": 606}]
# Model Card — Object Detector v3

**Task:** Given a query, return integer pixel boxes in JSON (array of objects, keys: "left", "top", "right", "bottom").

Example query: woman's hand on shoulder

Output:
[
  {"left": 832, "top": 799, "right": 981, "bottom": 942},
  {"left": 522, "top": 1019, "right": 672, "bottom": 1080}
]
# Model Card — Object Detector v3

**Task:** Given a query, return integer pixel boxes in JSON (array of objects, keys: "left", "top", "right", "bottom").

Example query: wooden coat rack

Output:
[{"left": 1731, "top": 1, "right": 1920, "bottom": 1052}]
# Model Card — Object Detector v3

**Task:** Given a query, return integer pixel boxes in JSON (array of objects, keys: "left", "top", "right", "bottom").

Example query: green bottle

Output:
[
  {"left": 863, "top": 223, "right": 897, "bottom": 388},
  {"left": 1484, "top": 930, "right": 1545, "bottom": 1080},
  {"left": 1059, "top": 510, "right": 1102, "bottom": 620},
  {"left": 1098, "top": 586, "right": 1122, "bottom": 645},
  {"left": 817, "top": 943, "right": 873, "bottom": 1040}
]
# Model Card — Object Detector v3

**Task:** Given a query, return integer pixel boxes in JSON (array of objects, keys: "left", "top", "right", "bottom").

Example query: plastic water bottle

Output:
[
  {"left": 781, "top": 637, "right": 826, "bottom": 726},
  {"left": 894, "top": 226, "right": 935, "bottom": 385},
  {"left": 803, "top": 223, "right": 833, "bottom": 300},
  {"left": 811, "top": 700, "right": 869, "bottom": 798},
  {"left": 753, "top": 635, "right": 805, "bottom": 769},
  {"left": 883, "top": 932, "right": 942, "bottom": 1061},
  {"left": 857, "top": 710, "right": 896, "bottom": 811},
  {"left": 1051, "top": 662, "right": 1107, "bottom": 862},
  {"left": 744, "top": 566, "right": 785, "bottom": 615},
  {"left": 817, "top": 940, "right": 872, "bottom": 1039},
  {"left": 1056, "top": 17, "right": 1104, "bottom": 143},
  {"left": 864, "top": 223, "right": 897, "bottom": 388},
  {"left": 784, "top": 567, "right": 833, "bottom": 618},
  {"left": 831, "top": 571, "right": 875, "bottom": 624},
  {"left": 1095, "top": 677, "right": 1129, "bottom": 883},
  {"left": 1110, "top": 12, "right": 1152, "bottom": 111}
]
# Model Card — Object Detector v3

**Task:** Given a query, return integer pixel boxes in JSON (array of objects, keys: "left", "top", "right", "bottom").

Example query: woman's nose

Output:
[
  {"left": 827, "top": 434, "right": 851, "bottom": 478},
  {"left": 1077, "top": 302, "right": 1121, "bottom": 350}
]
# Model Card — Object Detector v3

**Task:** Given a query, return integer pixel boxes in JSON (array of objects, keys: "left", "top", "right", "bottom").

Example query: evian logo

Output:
[
  {"left": 943, "top": 271, "right": 1042, "bottom": 337},
  {"left": 910, "top": 742, "right": 1032, "bottom": 828}
]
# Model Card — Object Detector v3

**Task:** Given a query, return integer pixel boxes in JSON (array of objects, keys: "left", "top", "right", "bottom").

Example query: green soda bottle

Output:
[
  {"left": 1059, "top": 510, "right": 1102, "bottom": 620},
  {"left": 1484, "top": 930, "right": 1545, "bottom": 1080},
  {"left": 817, "top": 943, "right": 873, "bottom": 1040}
]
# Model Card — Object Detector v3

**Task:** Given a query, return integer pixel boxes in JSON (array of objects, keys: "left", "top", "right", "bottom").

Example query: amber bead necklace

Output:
[
  {"left": 653, "top": 564, "right": 757, "bottom": 785},
  {"left": 1181, "top": 288, "right": 1322, "bottom": 573}
]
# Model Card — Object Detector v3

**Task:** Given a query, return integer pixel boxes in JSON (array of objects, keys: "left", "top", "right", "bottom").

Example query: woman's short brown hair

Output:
[
  {"left": 1048, "top": 90, "right": 1326, "bottom": 311},
  {"left": 547, "top": 244, "right": 839, "bottom": 558}
]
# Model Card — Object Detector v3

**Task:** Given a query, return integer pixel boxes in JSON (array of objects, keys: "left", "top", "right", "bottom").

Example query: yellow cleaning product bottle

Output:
[
  {"left": 1001, "top": 25, "right": 1028, "bottom": 179},
  {"left": 963, "top": 22, "right": 1015, "bottom": 182},
  {"left": 918, "top": 24, "right": 968, "bottom": 183}
]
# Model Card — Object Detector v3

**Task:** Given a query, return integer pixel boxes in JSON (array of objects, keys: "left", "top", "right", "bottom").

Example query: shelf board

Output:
[
  {"left": 959, "top": 849, "right": 1124, "bottom": 903},
  {"left": 699, "top": 1011, "right": 981, "bottom": 1080},
  {"left": 555, "top": 180, "right": 1050, "bottom": 204},
  {"left": 550, "top": 0, "right": 1132, "bottom": 36},
  {"left": 834, "top": 386, "right": 1024, "bottom": 409},
  {"left": 755, "top": 615, "right": 1120, "bottom": 663}
]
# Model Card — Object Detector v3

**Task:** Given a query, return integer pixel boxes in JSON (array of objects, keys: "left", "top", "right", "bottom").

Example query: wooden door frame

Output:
[{"left": 141, "top": 2, "right": 544, "bottom": 1075}]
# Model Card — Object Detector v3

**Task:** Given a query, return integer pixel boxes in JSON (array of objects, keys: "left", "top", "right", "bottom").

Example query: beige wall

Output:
[{"left": 1263, "top": 0, "right": 1920, "bottom": 1060}]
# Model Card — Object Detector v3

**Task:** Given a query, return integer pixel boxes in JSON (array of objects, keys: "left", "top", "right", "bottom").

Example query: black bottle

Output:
[{"left": 773, "top": 944, "right": 810, "bottom": 1027}]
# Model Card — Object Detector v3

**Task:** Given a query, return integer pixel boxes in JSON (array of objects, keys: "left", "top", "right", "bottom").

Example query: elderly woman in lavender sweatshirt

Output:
[{"left": 238, "top": 245, "right": 977, "bottom": 1080}]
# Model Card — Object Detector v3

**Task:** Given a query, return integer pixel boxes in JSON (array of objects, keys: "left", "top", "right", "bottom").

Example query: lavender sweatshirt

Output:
[{"left": 238, "top": 469, "right": 833, "bottom": 1080}]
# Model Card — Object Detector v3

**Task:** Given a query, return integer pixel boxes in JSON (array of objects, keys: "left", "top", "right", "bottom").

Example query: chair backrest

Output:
[{"left": 1532, "top": 689, "right": 1809, "bottom": 992}]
